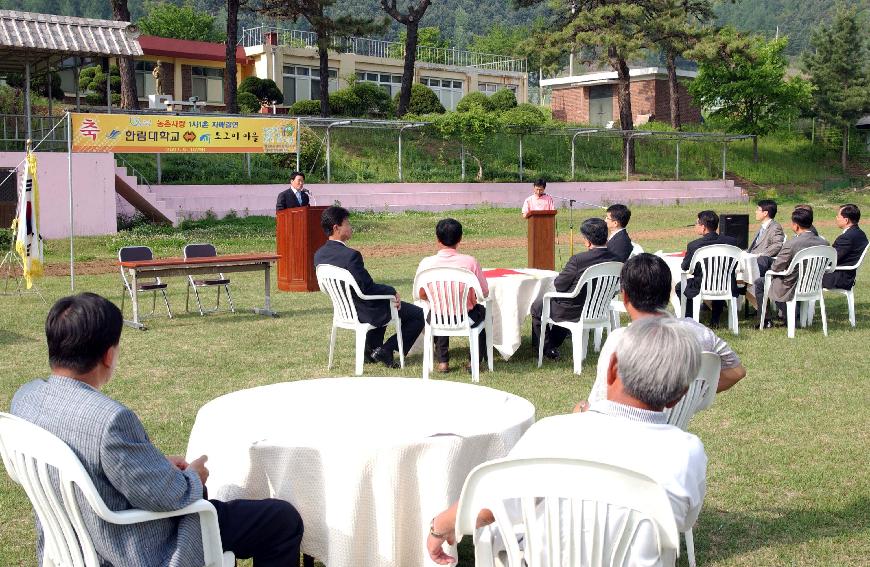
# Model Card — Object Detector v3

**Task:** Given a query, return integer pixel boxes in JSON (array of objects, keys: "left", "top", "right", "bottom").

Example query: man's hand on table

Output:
[
  {"left": 427, "top": 509, "right": 457, "bottom": 564},
  {"left": 573, "top": 400, "right": 590, "bottom": 413}
]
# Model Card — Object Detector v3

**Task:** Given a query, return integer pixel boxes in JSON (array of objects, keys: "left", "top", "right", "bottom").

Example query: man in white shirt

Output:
[
  {"left": 427, "top": 316, "right": 707, "bottom": 565},
  {"left": 584, "top": 253, "right": 747, "bottom": 407}
]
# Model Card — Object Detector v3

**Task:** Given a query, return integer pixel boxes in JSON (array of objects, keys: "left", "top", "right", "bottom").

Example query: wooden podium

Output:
[
  {"left": 527, "top": 209, "right": 557, "bottom": 270},
  {"left": 277, "top": 206, "right": 328, "bottom": 292}
]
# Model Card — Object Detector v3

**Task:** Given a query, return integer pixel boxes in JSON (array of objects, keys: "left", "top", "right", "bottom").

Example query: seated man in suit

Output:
[
  {"left": 676, "top": 210, "right": 739, "bottom": 327},
  {"left": 822, "top": 203, "right": 868, "bottom": 291},
  {"left": 314, "top": 206, "right": 424, "bottom": 367},
  {"left": 582, "top": 253, "right": 747, "bottom": 409},
  {"left": 748, "top": 199, "right": 785, "bottom": 275},
  {"left": 530, "top": 218, "right": 619, "bottom": 361},
  {"left": 275, "top": 171, "right": 310, "bottom": 211},
  {"left": 427, "top": 316, "right": 707, "bottom": 566},
  {"left": 12, "top": 293, "right": 303, "bottom": 567},
  {"left": 416, "top": 218, "right": 489, "bottom": 374},
  {"left": 794, "top": 204, "right": 822, "bottom": 238},
  {"left": 754, "top": 206, "right": 828, "bottom": 327},
  {"left": 605, "top": 203, "right": 633, "bottom": 261}
]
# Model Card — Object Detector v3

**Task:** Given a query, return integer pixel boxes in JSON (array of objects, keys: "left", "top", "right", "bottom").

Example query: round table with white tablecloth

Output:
[
  {"left": 186, "top": 377, "right": 535, "bottom": 567},
  {"left": 483, "top": 268, "right": 558, "bottom": 359}
]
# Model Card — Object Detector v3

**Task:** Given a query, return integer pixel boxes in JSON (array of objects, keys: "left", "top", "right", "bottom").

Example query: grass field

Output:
[{"left": 1, "top": 198, "right": 869, "bottom": 566}]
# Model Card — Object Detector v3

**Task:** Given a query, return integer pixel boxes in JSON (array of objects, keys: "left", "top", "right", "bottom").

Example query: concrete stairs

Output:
[{"left": 114, "top": 165, "right": 177, "bottom": 225}]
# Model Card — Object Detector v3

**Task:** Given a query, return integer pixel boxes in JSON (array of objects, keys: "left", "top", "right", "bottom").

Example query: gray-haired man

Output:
[{"left": 427, "top": 316, "right": 707, "bottom": 565}]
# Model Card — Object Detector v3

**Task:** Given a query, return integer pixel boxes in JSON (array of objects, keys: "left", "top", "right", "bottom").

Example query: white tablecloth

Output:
[
  {"left": 657, "top": 251, "right": 756, "bottom": 313},
  {"left": 186, "top": 377, "right": 535, "bottom": 567},
  {"left": 485, "top": 268, "right": 558, "bottom": 359}
]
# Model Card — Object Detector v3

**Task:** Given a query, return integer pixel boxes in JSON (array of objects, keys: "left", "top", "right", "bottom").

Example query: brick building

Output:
[{"left": 543, "top": 67, "right": 702, "bottom": 126}]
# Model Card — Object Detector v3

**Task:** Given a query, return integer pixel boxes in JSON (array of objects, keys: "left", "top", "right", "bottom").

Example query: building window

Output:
[
  {"left": 191, "top": 66, "right": 224, "bottom": 103},
  {"left": 479, "top": 82, "right": 517, "bottom": 96},
  {"left": 135, "top": 61, "right": 157, "bottom": 98},
  {"left": 356, "top": 71, "right": 402, "bottom": 97},
  {"left": 421, "top": 77, "right": 464, "bottom": 111},
  {"left": 283, "top": 65, "right": 338, "bottom": 105}
]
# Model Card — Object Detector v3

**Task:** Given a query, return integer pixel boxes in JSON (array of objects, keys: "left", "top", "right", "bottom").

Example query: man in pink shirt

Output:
[
  {"left": 522, "top": 178, "right": 556, "bottom": 218},
  {"left": 416, "top": 218, "right": 489, "bottom": 373}
]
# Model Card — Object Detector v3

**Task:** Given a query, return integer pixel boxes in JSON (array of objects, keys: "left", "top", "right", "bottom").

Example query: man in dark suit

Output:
[
  {"left": 313, "top": 206, "right": 424, "bottom": 367},
  {"left": 822, "top": 203, "right": 868, "bottom": 290},
  {"left": 676, "top": 210, "right": 739, "bottom": 326},
  {"left": 748, "top": 199, "right": 786, "bottom": 276},
  {"left": 531, "top": 218, "right": 619, "bottom": 360},
  {"left": 275, "top": 171, "right": 310, "bottom": 211},
  {"left": 605, "top": 203, "right": 633, "bottom": 262}
]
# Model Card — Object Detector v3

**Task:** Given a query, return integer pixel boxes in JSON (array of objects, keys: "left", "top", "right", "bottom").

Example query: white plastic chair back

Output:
[
  {"left": 686, "top": 244, "right": 742, "bottom": 299},
  {"left": 317, "top": 264, "right": 365, "bottom": 327},
  {"left": 455, "top": 457, "right": 680, "bottom": 567},
  {"left": 414, "top": 267, "right": 484, "bottom": 333},
  {"left": 821, "top": 243, "right": 868, "bottom": 327},
  {"left": 790, "top": 246, "right": 836, "bottom": 301},
  {"left": 0, "top": 413, "right": 229, "bottom": 567},
  {"left": 629, "top": 242, "right": 644, "bottom": 258},
  {"left": 574, "top": 262, "right": 624, "bottom": 323},
  {"left": 664, "top": 352, "right": 722, "bottom": 430}
]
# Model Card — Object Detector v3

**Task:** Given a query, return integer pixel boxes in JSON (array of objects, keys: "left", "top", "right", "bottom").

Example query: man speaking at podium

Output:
[{"left": 276, "top": 171, "right": 310, "bottom": 210}]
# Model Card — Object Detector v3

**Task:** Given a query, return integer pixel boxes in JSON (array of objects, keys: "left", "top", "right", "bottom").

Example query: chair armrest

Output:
[
  {"left": 356, "top": 292, "right": 396, "bottom": 301},
  {"left": 98, "top": 498, "right": 217, "bottom": 525},
  {"left": 833, "top": 264, "right": 857, "bottom": 272},
  {"left": 542, "top": 290, "right": 575, "bottom": 301}
]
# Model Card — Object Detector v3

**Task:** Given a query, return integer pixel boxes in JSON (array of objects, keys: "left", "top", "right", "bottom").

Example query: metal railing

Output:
[
  {"left": 0, "top": 115, "right": 68, "bottom": 151},
  {"left": 241, "top": 25, "right": 527, "bottom": 73}
]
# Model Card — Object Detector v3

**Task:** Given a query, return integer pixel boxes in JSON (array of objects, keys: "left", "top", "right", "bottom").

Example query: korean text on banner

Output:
[
  {"left": 70, "top": 113, "right": 298, "bottom": 154},
  {"left": 13, "top": 151, "right": 44, "bottom": 289}
]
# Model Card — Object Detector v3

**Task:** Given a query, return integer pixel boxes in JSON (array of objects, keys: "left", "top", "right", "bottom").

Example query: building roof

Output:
[
  {"left": 138, "top": 35, "right": 250, "bottom": 65},
  {"left": 0, "top": 10, "right": 142, "bottom": 72},
  {"left": 542, "top": 67, "right": 698, "bottom": 89}
]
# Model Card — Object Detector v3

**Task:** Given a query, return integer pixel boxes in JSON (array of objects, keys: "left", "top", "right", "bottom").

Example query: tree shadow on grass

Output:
[
  {"left": 696, "top": 497, "right": 870, "bottom": 563},
  {"left": 0, "top": 329, "right": 29, "bottom": 347}
]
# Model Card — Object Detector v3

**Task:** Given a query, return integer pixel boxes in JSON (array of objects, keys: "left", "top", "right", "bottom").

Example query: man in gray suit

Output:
[
  {"left": 748, "top": 199, "right": 786, "bottom": 276},
  {"left": 12, "top": 293, "right": 303, "bottom": 567},
  {"left": 754, "top": 207, "right": 827, "bottom": 327}
]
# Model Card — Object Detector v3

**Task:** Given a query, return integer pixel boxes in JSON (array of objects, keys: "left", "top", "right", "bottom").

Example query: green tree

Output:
[
  {"left": 456, "top": 91, "right": 494, "bottom": 113},
  {"left": 688, "top": 30, "right": 810, "bottom": 161},
  {"left": 111, "top": 0, "right": 139, "bottom": 109},
  {"left": 395, "top": 83, "right": 445, "bottom": 114},
  {"left": 238, "top": 76, "right": 284, "bottom": 104},
  {"left": 428, "top": 108, "right": 498, "bottom": 180},
  {"left": 260, "top": 0, "right": 386, "bottom": 117},
  {"left": 78, "top": 64, "right": 122, "bottom": 106},
  {"left": 137, "top": 1, "right": 225, "bottom": 42},
  {"left": 468, "top": 24, "right": 524, "bottom": 55},
  {"left": 489, "top": 88, "right": 517, "bottom": 112},
  {"left": 803, "top": 3, "right": 870, "bottom": 170},
  {"left": 381, "top": 0, "right": 433, "bottom": 117}
]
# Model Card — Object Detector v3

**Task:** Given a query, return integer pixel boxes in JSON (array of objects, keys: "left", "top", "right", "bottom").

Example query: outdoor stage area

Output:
[{"left": 1, "top": 200, "right": 868, "bottom": 567}]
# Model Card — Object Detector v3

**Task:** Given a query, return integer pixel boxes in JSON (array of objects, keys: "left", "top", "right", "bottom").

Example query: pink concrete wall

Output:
[{"left": 0, "top": 152, "right": 117, "bottom": 239}]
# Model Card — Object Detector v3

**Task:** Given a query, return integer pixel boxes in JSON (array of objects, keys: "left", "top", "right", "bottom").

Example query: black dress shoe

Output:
[
  {"left": 370, "top": 347, "right": 400, "bottom": 369},
  {"left": 543, "top": 348, "right": 561, "bottom": 361}
]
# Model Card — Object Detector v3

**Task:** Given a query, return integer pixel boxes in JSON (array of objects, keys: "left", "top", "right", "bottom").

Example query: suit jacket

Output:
[
  {"left": 681, "top": 232, "right": 740, "bottom": 298},
  {"left": 12, "top": 376, "right": 205, "bottom": 567},
  {"left": 767, "top": 231, "right": 829, "bottom": 302},
  {"left": 314, "top": 239, "right": 396, "bottom": 327},
  {"left": 823, "top": 225, "right": 868, "bottom": 290},
  {"left": 550, "top": 247, "right": 620, "bottom": 321},
  {"left": 748, "top": 220, "right": 785, "bottom": 257},
  {"left": 606, "top": 229, "right": 633, "bottom": 262},
  {"left": 275, "top": 187, "right": 309, "bottom": 211}
]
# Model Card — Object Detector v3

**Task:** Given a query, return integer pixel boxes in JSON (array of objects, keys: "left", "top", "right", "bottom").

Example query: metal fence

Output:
[
  {"left": 241, "top": 25, "right": 527, "bottom": 74},
  {"left": 0, "top": 114, "right": 68, "bottom": 151}
]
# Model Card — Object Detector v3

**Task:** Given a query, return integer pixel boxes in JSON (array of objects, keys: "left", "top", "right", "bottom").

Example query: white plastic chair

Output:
[
  {"left": 759, "top": 245, "right": 836, "bottom": 338},
  {"left": 819, "top": 244, "right": 868, "bottom": 327},
  {"left": 183, "top": 243, "right": 235, "bottom": 316},
  {"left": 680, "top": 244, "right": 742, "bottom": 335},
  {"left": 662, "top": 351, "right": 721, "bottom": 567},
  {"left": 0, "top": 413, "right": 233, "bottom": 567},
  {"left": 629, "top": 242, "right": 644, "bottom": 258},
  {"left": 538, "top": 262, "right": 623, "bottom": 375},
  {"left": 455, "top": 457, "right": 680, "bottom": 567},
  {"left": 118, "top": 246, "right": 172, "bottom": 320},
  {"left": 413, "top": 267, "right": 493, "bottom": 383},
  {"left": 316, "top": 264, "right": 404, "bottom": 376},
  {"left": 610, "top": 245, "right": 643, "bottom": 329}
]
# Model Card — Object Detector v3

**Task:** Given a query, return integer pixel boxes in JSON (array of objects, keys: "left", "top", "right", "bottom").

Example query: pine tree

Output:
[
  {"left": 109, "top": 0, "right": 138, "bottom": 109},
  {"left": 803, "top": 3, "right": 870, "bottom": 170},
  {"left": 380, "top": 0, "right": 432, "bottom": 117}
]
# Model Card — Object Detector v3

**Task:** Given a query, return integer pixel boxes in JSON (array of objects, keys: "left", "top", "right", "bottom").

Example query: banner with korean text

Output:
[{"left": 70, "top": 113, "right": 298, "bottom": 154}]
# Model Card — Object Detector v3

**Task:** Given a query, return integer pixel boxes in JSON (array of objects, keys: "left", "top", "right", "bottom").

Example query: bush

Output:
[
  {"left": 238, "top": 76, "right": 283, "bottom": 105},
  {"left": 456, "top": 91, "right": 494, "bottom": 113},
  {"left": 6, "top": 71, "right": 63, "bottom": 100},
  {"left": 489, "top": 88, "right": 517, "bottom": 112},
  {"left": 290, "top": 99, "right": 322, "bottom": 116},
  {"left": 499, "top": 103, "right": 547, "bottom": 134},
  {"left": 350, "top": 82, "right": 395, "bottom": 117},
  {"left": 237, "top": 92, "right": 260, "bottom": 114},
  {"left": 396, "top": 83, "right": 445, "bottom": 115},
  {"left": 329, "top": 89, "right": 363, "bottom": 117},
  {"left": 268, "top": 126, "right": 322, "bottom": 176},
  {"left": 79, "top": 65, "right": 121, "bottom": 105}
]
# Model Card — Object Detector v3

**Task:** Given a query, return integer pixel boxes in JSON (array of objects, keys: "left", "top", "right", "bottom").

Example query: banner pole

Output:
[{"left": 67, "top": 112, "right": 74, "bottom": 291}]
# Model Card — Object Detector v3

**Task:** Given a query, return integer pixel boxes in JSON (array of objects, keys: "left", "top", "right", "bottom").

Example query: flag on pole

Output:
[{"left": 13, "top": 149, "right": 44, "bottom": 289}]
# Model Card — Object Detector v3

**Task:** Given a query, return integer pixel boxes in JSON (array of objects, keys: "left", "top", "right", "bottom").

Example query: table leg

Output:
[
  {"left": 124, "top": 268, "right": 147, "bottom": 330},
  {"left": 252, "top": 262, "right": 279, "bottom": 317},
  {"left": 302, "top": 553, "right": 315, "bottom": 567}
]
